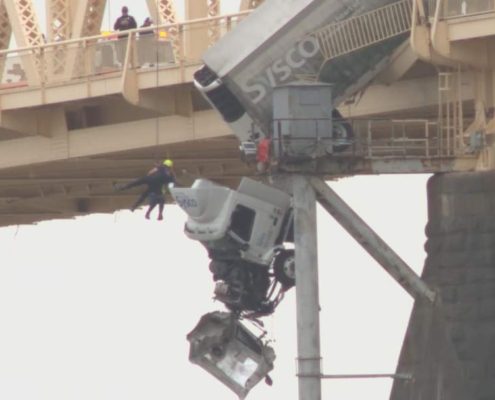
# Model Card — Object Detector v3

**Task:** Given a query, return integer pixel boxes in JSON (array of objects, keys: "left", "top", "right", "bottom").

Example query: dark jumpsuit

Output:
[{"left": 120, "top": 166, "right": 175, "bottom": 213}]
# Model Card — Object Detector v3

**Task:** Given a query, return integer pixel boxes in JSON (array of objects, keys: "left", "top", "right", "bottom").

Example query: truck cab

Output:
[
  {"left": 170, "top": 178, "right": 295, "bottom": 316},
  {"left": 171, "top": 177, "right": 293, "bottom": 266}
]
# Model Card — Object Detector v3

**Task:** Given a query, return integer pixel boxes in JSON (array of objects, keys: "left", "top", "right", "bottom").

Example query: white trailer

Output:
[{"left": 194, "top": 0, "right": 406, "bottom": 143}]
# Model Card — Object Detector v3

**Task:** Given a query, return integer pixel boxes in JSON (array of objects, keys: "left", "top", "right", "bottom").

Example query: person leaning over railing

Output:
[
  {"left": 138, "top": 17, "right": 156, "bottom": 67},
  {"left": 140, "top": 17, "right": 153, "bottom": 35}
]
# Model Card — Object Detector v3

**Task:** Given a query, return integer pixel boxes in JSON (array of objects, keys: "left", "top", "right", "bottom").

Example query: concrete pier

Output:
[{"left": 391, "top": 171, "right": 495, "bottom": 400}]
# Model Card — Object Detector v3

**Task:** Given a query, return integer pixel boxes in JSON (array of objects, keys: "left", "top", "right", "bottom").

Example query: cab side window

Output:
[{"left": 230, "top": 204, "right": 255, "bottom": 242}]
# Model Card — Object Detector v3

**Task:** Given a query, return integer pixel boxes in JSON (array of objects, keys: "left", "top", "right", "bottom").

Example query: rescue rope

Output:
[{"left": 154, "top": 0, "right": 160, "bottom": 157}]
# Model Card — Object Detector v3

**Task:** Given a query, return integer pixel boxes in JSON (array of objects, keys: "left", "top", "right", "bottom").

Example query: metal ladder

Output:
[
  {"left": 438, "top": 70, "right": 464, "bottom": 156},
  {"left": 313, "top": 0, "right": 413, "bottom": 62}
]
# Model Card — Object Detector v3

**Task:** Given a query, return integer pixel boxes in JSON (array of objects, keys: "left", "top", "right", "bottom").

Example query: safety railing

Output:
[
  {"left": 362, "top": 118, "right": 441, "bottom": 158},
  {"left": 313, "top": 0, "right": 412, "bottom": 62},
  {"left": 427, "top": 0, "right": 495, "bottom": 19},
  {"left": 270, "top": 117, "right": 476, "bottom": 162},
  {"left": 0, "top": 11, "right": 251, "bottom": 89}
]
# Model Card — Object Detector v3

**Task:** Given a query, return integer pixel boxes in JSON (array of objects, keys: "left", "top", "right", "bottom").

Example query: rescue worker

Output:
[
  {"left": 115, "top": 159, "right": 176, "bottom": 220},
  {"left": 144, "top": 159, "right": 176, "bottom": 220},
  {"left": 256, "top": 137, "right": 271, "bottom": 173},
  {"left": 138, "top": 17, "right": 155, "bottom": 66}
]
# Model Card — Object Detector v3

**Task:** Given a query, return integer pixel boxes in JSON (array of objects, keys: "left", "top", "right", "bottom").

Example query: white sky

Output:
[
  {"left": 1, "top": 1, "right": 431, "bottom": 400},
  {"left": 0, "top": 173, "right": 429, "bottom": 400}
]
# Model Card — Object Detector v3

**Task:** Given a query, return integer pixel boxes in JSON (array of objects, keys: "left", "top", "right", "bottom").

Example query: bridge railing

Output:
[
  {"left": 427, "top": 0, "right": 495, "bottom": 19},
  {"left": 271, "top": 117, "right": 478, "bottom": 162},
  {"left": 0, "top": 11, "right": 251, "bottom": 90},
  {"left": 313, "top": 0, "right": 412, "bottom": 62}
]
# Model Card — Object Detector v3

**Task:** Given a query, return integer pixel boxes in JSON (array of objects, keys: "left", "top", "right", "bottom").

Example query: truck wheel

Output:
[
  {"left": 332, "top": 109, "right": 353, "bottom": 152},
  {"left": 273, "top": 249, "right": 295, "bottom": 289}
]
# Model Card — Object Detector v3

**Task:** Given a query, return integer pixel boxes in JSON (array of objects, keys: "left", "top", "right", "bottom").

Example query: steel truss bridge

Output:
[{"left": 0, "top": 0, "right": 493, "bottom": 226}]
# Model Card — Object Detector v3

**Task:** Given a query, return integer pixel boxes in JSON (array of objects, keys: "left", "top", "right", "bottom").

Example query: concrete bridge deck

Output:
[{"left": 0, "top": 11, "right": 254, "bottom": 226}]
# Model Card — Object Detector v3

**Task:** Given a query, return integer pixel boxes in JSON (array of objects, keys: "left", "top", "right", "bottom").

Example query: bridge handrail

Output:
[
  {"left": 270, "top": 116, "right": 477, "bottom": 160},
  {"left": 0, "top": 10, "right": 253, "bottom": 89},
  {"left": 312, "top": 0, "right": 412, "bottom": 61},
  {"left": 427, "top": 0, "right": 495, "bottom": 20},
  {"left": 0, "top": 10, "right": 252, "bottom": 57}
]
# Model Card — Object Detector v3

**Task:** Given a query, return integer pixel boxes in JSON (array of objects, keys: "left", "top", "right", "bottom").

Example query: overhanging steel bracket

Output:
[{"left": 310, "top": 176, "right": 437, "bottom": 303}]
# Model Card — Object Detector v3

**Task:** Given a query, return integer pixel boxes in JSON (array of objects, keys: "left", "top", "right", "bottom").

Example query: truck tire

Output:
[{"left": 273, "top": 249, "right": 295, "bottom": 289}]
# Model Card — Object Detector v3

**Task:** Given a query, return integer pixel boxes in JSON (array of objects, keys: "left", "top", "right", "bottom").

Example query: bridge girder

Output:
[
  {"left": 4, "top": 0, "right": 44, "bottom": 47},
  {"left": 0, "top": 110, "right": 232, "bottom": 170},
  {"left": 0, "top": 136, "right": 251, "bottom": 227},
  {"left": 184, "top": 0, "right": 222, "bottom": 58},
  {"left": 74, "top": 0, "right": 107, "bottom": 38},
  {"left": 0, "top": 0, "right": 493, "bottom": 229},
  {"left": 3, "top": 0, "right": 44, "bottom": 84},
  {"left": 0, "top": 1, "right": 11, "bottom": 49},
  {"left": 146, "top": 0, "right": 177, "bottom": 25},
  {"left": 0, "top": 1, "right": 12, "bottom": 84},
  {"left": 46, "top": 0, "right": 70, "bottom": 42}
]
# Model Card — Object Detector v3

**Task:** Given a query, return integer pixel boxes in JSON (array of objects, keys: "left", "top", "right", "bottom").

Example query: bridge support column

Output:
[
  {"left": 184, "top": 0, "right": 210, "bottom": 60},
  {"left": 292, "top": 175, "right": 322, "bottom": 400}
]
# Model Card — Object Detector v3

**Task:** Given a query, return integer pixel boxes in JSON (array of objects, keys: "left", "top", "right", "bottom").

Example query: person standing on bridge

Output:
[
  {"left": 115, "top": 159, "right": 176, "bottom": 220},
  {"left": 113, "top": 6, "right": 137, "bottom": 66},
  {"left": 139, "top": 17, "right": 155, "bottom": 66},
  {"left": 140, "top": 17, "right": 154, "bottom": 35}
]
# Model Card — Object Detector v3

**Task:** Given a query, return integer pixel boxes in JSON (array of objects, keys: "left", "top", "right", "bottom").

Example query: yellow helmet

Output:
[{"left": 163, "top": 159, "right": 173, "bottom": 167}]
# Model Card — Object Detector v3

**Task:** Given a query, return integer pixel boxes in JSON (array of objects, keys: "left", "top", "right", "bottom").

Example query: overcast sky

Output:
[
  {"left": 0, "top": 173, "right": 429, "bottom": 400},
  {"left": 1, "top": 1, "right": 431, "bottom": 400}
]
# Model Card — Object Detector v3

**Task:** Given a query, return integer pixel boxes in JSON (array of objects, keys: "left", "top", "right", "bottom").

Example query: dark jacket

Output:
[
  {"left": 146, "top": 166, "right": 176, "bottom": 192},
  {"left": 114, "top": 15, "right": 137, "bottom": 32}
]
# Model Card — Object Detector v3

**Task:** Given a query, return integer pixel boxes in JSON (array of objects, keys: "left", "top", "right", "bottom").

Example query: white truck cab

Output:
[
  {"left": 171, "top": 178, "right": 295, "bottom": 317},
  {"left": 170, "top": 177, "right": 293, "bottom": 267}
]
